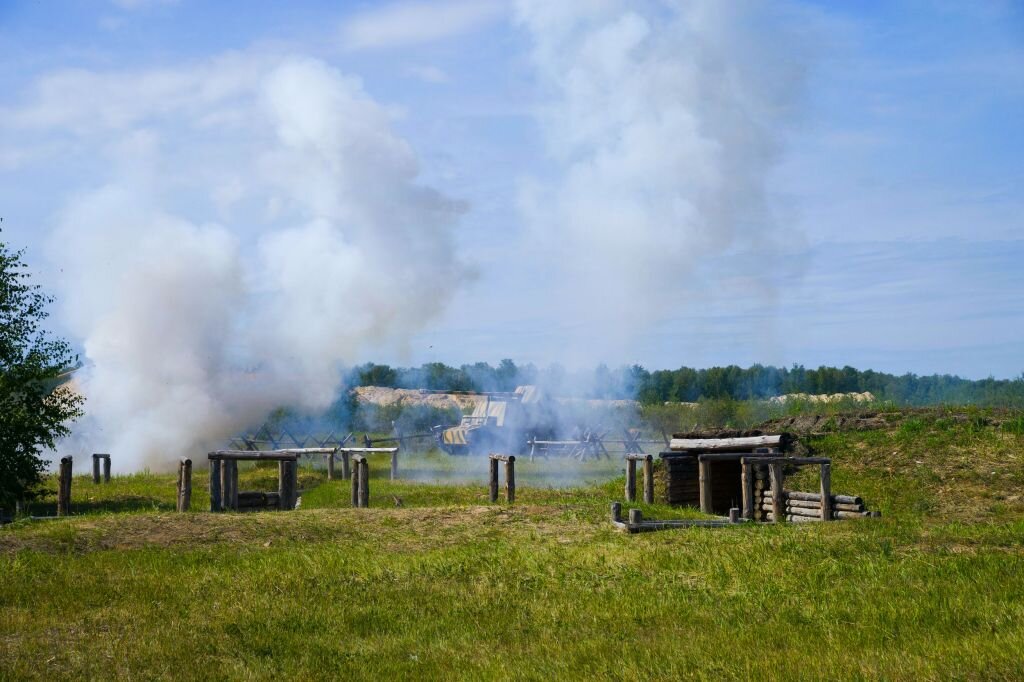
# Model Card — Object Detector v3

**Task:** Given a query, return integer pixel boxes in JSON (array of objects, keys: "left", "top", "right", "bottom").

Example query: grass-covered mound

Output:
[{"left": 2, "top": 408, "right": 1023, "bottom": 680}]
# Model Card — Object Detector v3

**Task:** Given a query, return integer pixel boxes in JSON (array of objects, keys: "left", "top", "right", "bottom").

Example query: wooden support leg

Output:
[
  {"left": 92, "top": 454, "right": 101, "bottom": 484},
  {"left": 177, "top": 458, "right": 192, "bottom": 512},
  {"left": 505, "top": 457, "right": 515, "bottom": 504},
  {"left": 341, "top": 452, "right": 351, "bottom": 481},
  {"left": 350, "top": 463, "right": 359, "bottom": 507},
  {"left": 489, "top": 457, "right": 499, "bottom": 503},
  {"left": 103, "top": 456, "right": 111, "bottom": 483},
  {"left": 642, "top": 455, "right": 654, "bottom": 504},
  {"left": 769, "top": 460, "right": 784, "bottom": 523},
  {"left": 358, "top": 459, "right": 369, "bottom": 508},
  {"left": 699, "top": 458, "right": 712, "bottom": 514},
  {"left": 820, "top": 462, "right": 832, "bottom": 522},
  {"left": 741, "top": 459, "right": 753, "bottom": 520},
  {"left": 210, "top": 459, "right": 222, "bottom": 512},
  {"left": 391, "top": 450, "right": 398, "bottom": 481},
  {"left": 327, "top": 453, "right": 335, "bottom": 481},
  {"left": 57, "top": 456, "right": 72, "bottom": 516},
  {"left": 625, "top": 459, "right": 636, "bottom": 502}
]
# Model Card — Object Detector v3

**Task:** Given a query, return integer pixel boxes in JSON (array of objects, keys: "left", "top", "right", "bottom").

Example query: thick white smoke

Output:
[
  {"left": 38, "top": 55, "right": 467, "bottom": 469},
  {"left": 514, "top": 0, "right": 804, "bottom": 359}
]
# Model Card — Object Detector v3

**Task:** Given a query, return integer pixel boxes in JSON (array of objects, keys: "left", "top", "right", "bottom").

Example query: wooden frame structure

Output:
[
  {"left": 208, "top": 450, "right": 308, "bottom": 512},
  {"left": 91, "top": 453, "right": 111, "bottom": 484},
  {"left": 624, "top": 454, "right": 654, "bottom": 504},
  {"left": 488, "top": 454, "right": 516, "bottom": 503},
  {"left": 335, "top": 447, "right": 400, "bottom": 481}
]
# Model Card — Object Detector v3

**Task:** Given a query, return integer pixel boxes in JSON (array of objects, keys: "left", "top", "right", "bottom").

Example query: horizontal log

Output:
[
  {"left": 624, "top": 454, "right": 652, "bottom": 462},
  {"left": 671, "top": 436, "right": 783, "bottom": 451},
  {"left": 209, "top": 451, "right": 299, "bottom": 461},
  {"left": 336, "top": 447, "right": 399, "bottom": 454},
  {"left": 765, "top": 513, "right": 820, "bottom": 523},
  {"left": 766, "top": 490, "right": 863, "bottom": 506},
  {"left": 489, "top": 454, "right": 515, "bottom": 462}
]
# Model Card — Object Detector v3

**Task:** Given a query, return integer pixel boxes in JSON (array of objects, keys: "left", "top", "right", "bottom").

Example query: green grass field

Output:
[{"left": 3, "top": 410, "right": 1024, "bottom": 680}]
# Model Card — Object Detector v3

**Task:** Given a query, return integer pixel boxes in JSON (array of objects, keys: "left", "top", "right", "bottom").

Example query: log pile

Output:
[
  {"left": 759, "top": 490, "right": 879, "bottom": 522},
  {"left": 662, "top": 456, "right": 699, "bottom": 506}
]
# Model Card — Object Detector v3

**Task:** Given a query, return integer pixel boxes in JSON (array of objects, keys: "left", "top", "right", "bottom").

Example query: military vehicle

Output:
[{"left": 432, "top": 385, "right": 556, "bottom": 455}]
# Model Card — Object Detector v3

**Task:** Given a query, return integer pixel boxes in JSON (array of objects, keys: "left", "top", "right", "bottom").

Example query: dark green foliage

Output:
[
  {"left": 0, "top": 236, "right": 83, "bottom": 508},
  {"left": 347, "top": 360, "right": 1024, "bottom": 407}
]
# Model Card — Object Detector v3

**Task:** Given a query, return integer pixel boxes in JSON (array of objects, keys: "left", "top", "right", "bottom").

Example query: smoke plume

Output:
[
  {"left": 514, "top": 0, "right": 804, "bottom": 359},
  {"left": 41, "top": 55, "right": 467, "bottom": 469}
]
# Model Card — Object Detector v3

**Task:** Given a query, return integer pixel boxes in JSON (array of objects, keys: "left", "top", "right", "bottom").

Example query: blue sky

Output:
[{"left": 1, "top": 0, "right": 1022, "bottom": 381}]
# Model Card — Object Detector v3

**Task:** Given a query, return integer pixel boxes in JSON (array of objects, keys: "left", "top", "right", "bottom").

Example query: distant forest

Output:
[{"left": 348, "top": 361, "right": 1024, "bottom": 407}]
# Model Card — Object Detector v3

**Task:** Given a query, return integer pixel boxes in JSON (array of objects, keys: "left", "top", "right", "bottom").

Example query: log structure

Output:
[
  {"left": 660, "top": 435, "right": 878, "bottom": 524},
  {"left": 207, "top": 450, "right": 299, "bottom": 512},
  {"left": 91, "top": 453, "right": 111, "bottom": 484},
  {"left": 336, "top": 447, "right": 399, "bottom": 481},
  {"left": 488, "top": 454, "right": 516, "bottom": 504}
]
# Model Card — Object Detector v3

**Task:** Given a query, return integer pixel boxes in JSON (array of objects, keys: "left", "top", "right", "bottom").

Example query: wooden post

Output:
[
  {"left": 222, "top": 460, "right": 238, "bottom": 511},
  {"left": 92, "top": 454, "right": 101, "bottom": 484},
  {"left": 819, "top": 462, "right": 832, "bottom": 522},
  {"left": 103, "top": 456, "right": 110, "bottom": 483},
  {"left": 341, "top": 451, "right": 351, "bottom": 480},
  {"left": 625, "top": 458, "right": 637, "bottom": 502},
  {"left": 769, "top": 460, "right": 784, "bottom": 523},
  {"left": 628, "top": 508, "right": 643, "bottom": 525},
  {"left": 390, "top": 449, "right": 399, "bottom": 481},
  {"left": 611, "top": 502, "right": 622, "bottom": 523},
  {"left": 358, "top": 458, "right": 369, "bottom": 508},
  {"left": 57, "top": 456, "right": 72, "bottom": 516},
  {"left": 729, "top": 507, "right": 740, "bottom": 524},
  {"left": 350, "top": 461, "right": 360, "bottom": 506},
  {"left": 177, "top": 458, "right": 192, "bottom": 512},
  {"left": 741, "top": 459, "right": 754, "bottom": 520},
  {"left": 289, "top": 460, "right": 299, "bottom": 509},
  {"left": 210, "top": 458, "right": 222, "bottom": 512},
  {"left": 327, "top": 452, "right": 335, "bottom": 481},
  {"left": 489, "top": 457, "right": 499, "bottom": 503},
  {"left": 699, "top": 458, "right": 712, "bottom": 514},
  {"left": 505, "top": 456, "right": 515, "bottom": 504},
  {"left": 279, "top": 460, "right": 297, "bottom": 511},
  {"left": 642, "top": 455, "right": 654, "bottom": 504}
]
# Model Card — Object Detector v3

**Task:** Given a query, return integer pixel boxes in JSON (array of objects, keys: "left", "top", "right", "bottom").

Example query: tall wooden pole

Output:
[
  {"left": 357, "top": 459, "right": 369, "bottom": 508},
  {"left": 505, "top": 456, "right": 515, "bottom": 504},
  {"left": 699, "top": 458, "right": 712, "bottom": 514},
  {"left": 489, "top": 457, "right": 499, "bottom": 503},
  {"left": 209, "top": 458, "right": 222, "bottom": 512},
  {"left": 179, "top": 458, "right": 192, "bottom": 512},
  {"left": 642, "top": 455, "right": 654, "bottom": 504},
  {"left": 741, "top": 459, "right": 753, "bottom": 520},
  {"left": 57, "top": 456, "right": 72, "bottom": 516},
  {"left": 769, "top": 460, "right": 784, "bottom": 523},
  {"left": 625, "top": 458, "right": 637, "bottom": 502}
]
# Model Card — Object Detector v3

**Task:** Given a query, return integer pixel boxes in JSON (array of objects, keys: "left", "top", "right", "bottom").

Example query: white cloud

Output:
[{"left": 341, "top": 0, "right": 505, "bottom": 50}]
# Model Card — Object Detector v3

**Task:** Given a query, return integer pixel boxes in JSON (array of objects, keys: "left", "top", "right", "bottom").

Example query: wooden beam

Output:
[
  {"left": 819, "top": 462, "right": 832, "bottom": 522},
  {"left": 741, "top": 459, "right": 753, "bottom": 520},
  {"left": 209, "top": 458, "right": 222, "bottom": 512},
  {"left": 671, "top": 435, "right": 782, "bottom": 451},
  {"left": 642, "top": 455, "right": 654, "bottom": 504},
  {"left": 625, "top": 458, "right": 637, "bottom": 502}
]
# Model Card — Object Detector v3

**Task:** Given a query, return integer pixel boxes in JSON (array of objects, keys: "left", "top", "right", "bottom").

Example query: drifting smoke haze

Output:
[
  {"left": 29, "top": 55, "right": 468, "bottom": 469},
  {"left": 2, "top": 0, "right": 806, "bottom": 471},
  {"left": 515, "top": 0, "right": 804, "bottom": 358}
]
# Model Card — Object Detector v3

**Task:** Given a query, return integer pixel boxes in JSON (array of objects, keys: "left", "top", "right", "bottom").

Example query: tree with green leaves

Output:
[{"left": 0, "top": 235, "right": 83, "bottom": 510}]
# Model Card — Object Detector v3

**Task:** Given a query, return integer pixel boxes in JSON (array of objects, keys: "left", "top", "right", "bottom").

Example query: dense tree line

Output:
[{"left": 347, "top": 361, "right": 1024, "bottom": 407}]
